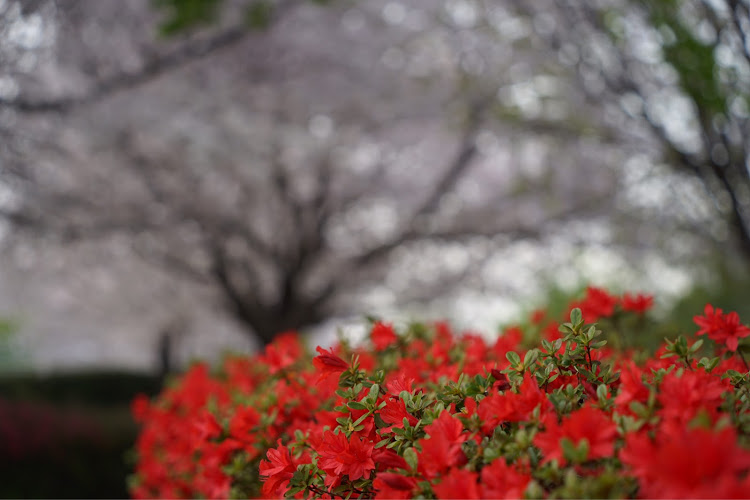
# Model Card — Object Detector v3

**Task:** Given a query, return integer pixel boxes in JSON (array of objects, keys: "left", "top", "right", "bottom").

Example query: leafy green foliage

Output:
[
  {"left": 153, "top": 0, "right": 331, "bottom": 35},
  {"left": 154, "top": 0, "right": 225, "bottom": 35},
  {"left": 641, "top": 0, "right": 727, "bottom": 117}
]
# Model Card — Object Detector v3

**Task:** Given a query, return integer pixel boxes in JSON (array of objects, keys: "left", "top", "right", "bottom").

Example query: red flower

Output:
[
  {"left": 530, "top": 309, "right": 547, "bottom": 325},
  {"left": 490, "top": 369, "right": 511, "bottom": 391},
  {"left": 229, "top": 405, "right": 261, "bottom": 450},
  {"left": 432, "top": 468, "right": 480, "bottom": 499},
  {"left": 131, "top": 394, "right": 150, "bottom": 424},
  {"left": 379, "top": 397, "right": 418, "bottom": 433},
  {"left": 614, "top": 361, "right": 649, "bottom": 414},
  {"left": 572, "top": 286, "right": 619, "bottom": 322},
  {"left": 694, "top": 304, "right": 750, "bottom": 352},
  {"left": 316, "top": 430, "right": 376, "bottom": 482},
  {"left": 371, "top": 322, "right": 398, "bottom": 351},
  {"left": 194, "top": 466, "right": 231, "bottom": 500},
  {"left": 312, "top": 346, "right": 349, "bottom": 383},
  {"left": 193, "top": 411, "right": 222, "bottom": 443},
  {"left": 657, "top": 369, "right": 728, "bottom": 425},
  {"left": 373, "top": 448, "right": 408, "bottom": 471},
  {"left": 259, "top": 440, "right": 298, "bottom": 497},
  {"left": 533, "top": 405, "right": 617, "bottom": 465},
  {"left": 620, "top": 424, "right": 750, "bottom": 498},
  {"left": 478, "top": 372, "right": 551, "bottom": 433},
  {"left": 262, "top": 331, "right": 303, "bottom": 374},
  {"left": 621, "top": 293, "right": 654, "bottom": 314},
  {"left": 373, "top": 472, "right": 418, "bottom": 499},
  {"left": 418, "top": 410, "right": 468, "bottom": 478},
  {"left": 385, "top": 373, "right": 416, "bottom": 396},
  {"left": 480, "top": 459, "right": 532, "bottom": 499},
  {"left": 493, "top": 327, "right": 523, "bottom": 360}
]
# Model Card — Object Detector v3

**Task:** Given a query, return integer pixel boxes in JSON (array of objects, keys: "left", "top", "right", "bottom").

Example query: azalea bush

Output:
[
  {"left": 130, "top": 287, "right": 750, "bottom": 499},
  {"left": 0, "top": 397, "right": 135, "bottom": 498}
]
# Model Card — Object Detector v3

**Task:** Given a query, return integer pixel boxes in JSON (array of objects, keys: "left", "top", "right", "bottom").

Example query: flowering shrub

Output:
[
  {"left": 130, "top": 287, "right": 750, "bottom": 499},
  {"left": 0, "top": 399, "right": 105, "bottom": 461}
]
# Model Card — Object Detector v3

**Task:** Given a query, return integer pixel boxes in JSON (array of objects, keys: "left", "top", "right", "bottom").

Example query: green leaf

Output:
[
  {"left": 577, "top": 438, "right": 590, "bottom": 462},
  {"left": 570, "top": 308, "right": 583, "bottom": 326},
  {"left": 560, "top": 437, "right": 577, "bottom": 462},
  {"left": 585, "top": 325, "right": 597, "bottom": 341},
  {"left": 369, "top": 384, "right": 381, "bottom": 403},
  {"left": 245, "top": 1, "right": 273, "bottom": 30},
  {"left": 347, "top": 401, "right": 367, "bottom": 410},
  {"left": 154, "top": 0, "right": 225, "bottom": 36},
  {"left": 524, "top": 349, "right": 539, "bottom": 367},
  {"left": 506, "top": 351, "right": 521, "bottom": 367},
  {"left": 629, "top": 401, "right": 648, "bottom": 417},
  {"left": 403, "top": 447, "right": 418, "bottom": 472},
  {"left": 559, "top": 323, "right": 575, "bottom": 335},
  {"left": 596, "top": 384, "right": 608, "bottom": 400},
  {"left": 690, "top": 339, "right": 704, "bottom": 353}
]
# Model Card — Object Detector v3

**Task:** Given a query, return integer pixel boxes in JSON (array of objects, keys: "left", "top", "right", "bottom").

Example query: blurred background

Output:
[{"left": 1, "top": 0, "right": 750, "bottom": 496}]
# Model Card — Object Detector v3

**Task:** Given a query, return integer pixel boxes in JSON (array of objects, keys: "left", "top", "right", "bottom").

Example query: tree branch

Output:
[
  {"left": 412, "top": 96, "right": 490, "bottom": 217},
  {"left": 2, "top": 0, "right": 299, "bottom": 114},
  {"left": 1, "top": 25, "right": 250, "bottom": 113}
]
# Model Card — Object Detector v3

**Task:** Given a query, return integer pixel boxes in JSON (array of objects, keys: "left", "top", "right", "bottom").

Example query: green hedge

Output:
[
  {"left": 1, "top": 428, "right": 136, "bottom": 498},
  {"left": 0, "top": 370, "right": 162, "bottom": 406},
  {"left": 0, "top": 370, "right": 162, "bottom": 499}
]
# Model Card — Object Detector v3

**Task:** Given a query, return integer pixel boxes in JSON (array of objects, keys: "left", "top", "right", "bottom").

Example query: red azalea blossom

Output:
[
  {"left": 530, "top": 309, "right": 547, "bottom": 325},
  {"left": 312, "top": 346, "right": 349, "bottom": 382},
  {"left": 385, "top": 373, "right": 416, "bottom": 396},
  {"left": 620, "top": 424, "right": 750, "bottom": 498},
  {"left": 379, "top": 397, "right": 418, "bottom": 432},
  {"left": 316, "top": 430, "right": 376, "bottom": 482},
  {"left": 373, "top": 448, "right": 408, "bottom": 471},
  {"left": 572, "top": 286, "right": 619, "bottom": 322},
  {"left": 229, "top": 405, "right": 261, "bottom": 455},
  {"left": 131, "top": 394, "right": 150, "bottom": 423},
  {"left": 493, "top": 326, "right": 523, "bottom": 360},
  {"left": 371, "top": 322, "right": 398, "bottom": 350},
  {"left": 694, "top": 304, "right": 750, "bottom": 352},
  {"left": 614, "top": 361, "right": 649, "bottom": 414},
  {"left": 418, "top": 410, "right": 468, "bottom": 478},
  {"left": 657, "top": 368, "right": 728, "bottom": 425},
  {"left": 373, "top": 472, "right": 418, "bottom": 499},
  {"left": 480, "top": 459, "right": 532, "bottom": 499},
  {"left": 478, "top": 372, "right": 551, "bottom": 433},
  {"left": 490, "top": 368, "right": 512, "bottom": 391},
  {"left": 194, "top": 467, "right": 231, "bottom": 500},
  {"left": 621, "top": 293, "right": 654, "bottom": 314},
  {"left": 533, "top": 405, "right": 617, "bottom": 465},
  {"left": 259, "top": 440, "right": 298, "bottom": 497},
  {"left": 432, "top": 468, "right": 480, "bottom": 499},
  {"left": 193, "top": 411, "right": 222, "bottom": 443},
  {"left": 262, "top": 331, "right": 304, "bottom": 373}
]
